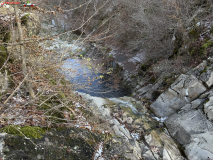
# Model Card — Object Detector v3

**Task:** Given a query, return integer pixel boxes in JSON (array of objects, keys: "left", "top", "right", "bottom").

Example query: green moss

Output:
[
  {"left": 188, "top": 26, "right": 200, "bottom": 39},
  {"left": 49, "top": 79, "right": 57, "bottom": 85},
  {"left": 201, "top": 40, "right": 213, "bottom": 49},
  {"left": 21, "top": 13, "right": 30, "bottom": 26},
  {"left": 0, "top": 125, "right": 46, "bottom": 139},
  {"left": 0, "top": 45, "right": 6, "bottom": 54},
  {"left": 190, "top": 49, "right": 195, "bottom": 55},
  {"left": 107, "top": 55, "right": 113, "bottom": 58},
  {"left": 201, "top": 40, "right": 213, "bottom": 54},
  {"left": 59, "top": 91, "right": 66, "bottom": 99},
  {"left": 120, "top": 106, "right": 138, "bottom": 119}
]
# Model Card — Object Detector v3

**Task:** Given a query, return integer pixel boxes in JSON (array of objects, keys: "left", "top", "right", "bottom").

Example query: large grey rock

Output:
[
  {"left": 187, "top": 60, "right": 207, "bottom": 78},
  {"left": 199, "top": 88, "right": 213, "bottom": 98},
  {"left": 150, "top": 74, "right": 206, "bottom": 117},
  {"left": 170, "top": 74, "right": 206, "bottom": 101},
  {"left": 150, "top": 88, "right": 187, "bottom": 117},
  {"left": 160, "top": 133, "right": 186, "bottom": 160},
  {"left": 181, "top": 99, "right": 205, "bottom": 112},
  {"left": 187, "top": 60, "right": 213, "bottom": 88},
  {"left": 78, "top": 92, "right": 143, "bottom": 160},
  {"left": 165, "top": 110, "right": 213, "bottom": 145},
  {"left": 185, "top": 132, "right": 213, "bottom": 160},
  {"left": 204, "top": 96, "right": 213, "bottom": 121},
  {"left": 199, "top": 67, "right": 213, "bottom": 87},
  {"left": 137, "top": 84, "right": 152, "bottom": 96}
]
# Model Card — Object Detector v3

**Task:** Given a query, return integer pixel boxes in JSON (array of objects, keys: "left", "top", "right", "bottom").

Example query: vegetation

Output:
[
  {"left": 0, "top": 0, "right": 213, "bottom": 159},
  {"left": 1, "top": 125, "right": 46, "bottom": 139}
]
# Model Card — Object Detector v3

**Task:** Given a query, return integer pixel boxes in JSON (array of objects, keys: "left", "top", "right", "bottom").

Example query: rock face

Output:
[
  {"left": 165, "top": 110, "right": 213, "bottom": 145},
  {"left": 149, "top": 59, "right": 213, "bottom": 160},
  {"left": 77, "top": 92, "right": 186, "bottom": 160},
  {"left": 1, "top": 128, "right": 99, "bottom": 160},
  {"left": 185, "top": 132, "right": 213, "bottom": 160},
  {"left": 204, "top": 96, "right": 213, "bottom": 121},
  {"left": 150, "top": 74, "right": 206, "bottom": 117}
]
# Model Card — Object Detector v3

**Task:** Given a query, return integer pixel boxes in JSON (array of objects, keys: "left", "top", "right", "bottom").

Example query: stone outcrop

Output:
[
  {"left": 165, "top": 110, "right": 213, "bottom": 145},
  {"left": 149, "top": 59, "right": 213, "bottom": 160},
  {"left": 150, "top": 74, "right": 206, "bottom": 117},
  {"left": 204, "top": 96, "right": 213, "bottom": 121},
  {"left": 77, "top": 92, "right": 187, "bottom": 160},
  {"left": 185, "top": 132, "right": 213, "bottom": 160}
]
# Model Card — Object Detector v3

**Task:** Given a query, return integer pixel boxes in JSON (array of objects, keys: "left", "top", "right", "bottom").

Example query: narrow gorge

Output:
[{"left": 0, "top": 0, "right": 213, "bottom": 159}]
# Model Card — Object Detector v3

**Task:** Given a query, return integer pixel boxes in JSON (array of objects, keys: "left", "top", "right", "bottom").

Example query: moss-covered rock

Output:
[
  {"left": 21, "top": 13, "right": 30, "bottom": 26},
  {"left": 2, "top": 127, "right": 100, "bottom": 160},
  {"left": 0, "top": 125, "right": 46, "bottom": 139}
]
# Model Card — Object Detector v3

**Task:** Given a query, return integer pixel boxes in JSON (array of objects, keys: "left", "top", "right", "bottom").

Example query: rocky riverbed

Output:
[{"left": 1, "top": 13, "right": 213, "bottom": 160}]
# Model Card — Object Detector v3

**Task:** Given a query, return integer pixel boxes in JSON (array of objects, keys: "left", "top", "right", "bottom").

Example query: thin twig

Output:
[{"left": 4, "top": 73, "right": 29, "bottom": 104}]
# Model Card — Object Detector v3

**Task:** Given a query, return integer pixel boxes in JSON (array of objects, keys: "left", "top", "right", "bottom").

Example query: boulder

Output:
[
  {"left": 181, "top": 99, "right": 205, "bottom": 112},
  {"left": 204, "top": 96, "right": 213, "bottom": 121},
  {"left": 187, "top": 60, "right": 213, "bottom": 88},
  {"left": 160, "top": 133, "right": 186, "bottom": 160},
  {"left": 185, "top": 132, "right": 213, "bottom": 160},
  {"left": 199, "top": 67, "right": 213, "bottom": 87},
  {"left": 150, "top": 74, "right": 206, "bottom": 117},
  {"left": 137, "top": 84, "right": 152, "bottom": 96},
  {"left": 187, "top": 60, "right": 207, "bottom": 78},
  {"left": 165, "top": 110, "right": 213, "bottom": 145}
]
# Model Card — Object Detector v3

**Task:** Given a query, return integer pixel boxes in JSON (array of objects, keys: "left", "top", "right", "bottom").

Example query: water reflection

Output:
[{"left": 60, "top": 59, "right": 131, "bottom": 98}]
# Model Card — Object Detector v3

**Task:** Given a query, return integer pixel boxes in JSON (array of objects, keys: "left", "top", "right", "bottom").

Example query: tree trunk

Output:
[{"left": 14, "top": 4, "right": 35, "bottom": 98}]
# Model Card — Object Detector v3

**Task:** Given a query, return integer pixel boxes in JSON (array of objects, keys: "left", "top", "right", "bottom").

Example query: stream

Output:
[
  {"left": 1, "top": 18, "right": 176, "bottom": 160},
  {"left": 41, "top": 19, "right": 132, "bottom": 98},
  {"left": 0, "top": 8, "right": 189, "bottom": 160},
  {"left": 60, "top": 58, "right": 131, "bottom": 98}
]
